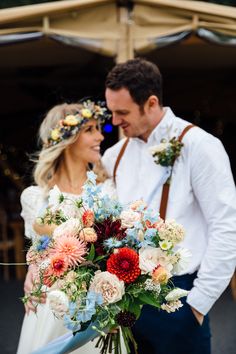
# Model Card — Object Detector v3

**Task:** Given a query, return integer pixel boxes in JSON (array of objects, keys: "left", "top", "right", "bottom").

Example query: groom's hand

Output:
[
  {"left": 191, "top": 306, "right": 204, "bottom": 325},
  {"left": 24, "top": 266, "right": 46, "bottom": 315}
]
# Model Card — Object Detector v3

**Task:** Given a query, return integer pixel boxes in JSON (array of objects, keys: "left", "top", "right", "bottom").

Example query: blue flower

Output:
[
  {"left": 76, "top": 291, "right": 103, "bottom": 323},
  {"left": 125, "top": 228, "right": 139, "bottom": 246},
  {"left": 133, "top": 221, "right": 143, "bottom": 229},
  {"left": 138, "top": 239, "right": 155, "bottom": 248},
  {"left": 144, "top": 228, "right": 157, "bottom": 238},
  {"left": 76, "top": 306, "right": 96, "bottom": 323},
  {"left": 103, "top": 237, "right": 123, "bottom": 249},
  {"left": 87, "top": 291, "right": 103, "bottom": 306},
  {"left": 64, "top": 314, "right": 81, "bottom": 332},
  {"left": 142, "top": 209, "right": 159, "bottom": 224},
  {"left": 36, "top": 235, "right": 50, "bottom": 251},
  {"left": 68, "top": 301, "right": 77, "bottom": 316},
  {"left": 86, "top": 171, "right": 97, "bottom": 185}
]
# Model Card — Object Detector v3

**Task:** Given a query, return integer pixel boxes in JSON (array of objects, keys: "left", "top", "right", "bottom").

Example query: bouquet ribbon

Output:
[{"left": 32, "top": 323, "right": 100, "bottom": 354}]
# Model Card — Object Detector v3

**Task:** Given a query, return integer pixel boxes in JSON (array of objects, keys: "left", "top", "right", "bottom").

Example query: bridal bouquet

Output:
[{"left": 24, "top": 172, "right": 191, "bottom": 354}]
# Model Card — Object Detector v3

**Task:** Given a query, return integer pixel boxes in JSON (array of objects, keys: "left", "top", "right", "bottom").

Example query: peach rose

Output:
[
  {"left": 79, "top": 227, "right": 97, "bottom": 243},
  {"left": 120, "top": 210, "right": 141, "bottom": 228},
  {"left": 152, "top": 265, "right": 171, "bottom": 285},
  {"left": 89, "top": 271, "right": 125, "bottom": 304},
  {"left": 139, "top": 246, "right": 173, "bottom": 274},
  {"left": 130, "top": 200, "right": 147, "bottom": 211}
]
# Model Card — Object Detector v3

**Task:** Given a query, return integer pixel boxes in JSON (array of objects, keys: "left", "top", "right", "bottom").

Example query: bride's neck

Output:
[{"left": 53, "top": 154, "right": 88, "bottom": 195}]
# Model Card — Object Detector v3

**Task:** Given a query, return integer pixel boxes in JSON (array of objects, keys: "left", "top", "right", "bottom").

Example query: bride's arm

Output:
[
  {"left": 20, "top": 186, "right": 48, "bottom": 313},
  {"left": 23, "top": 265, "right": 46, "bottom": 314}
]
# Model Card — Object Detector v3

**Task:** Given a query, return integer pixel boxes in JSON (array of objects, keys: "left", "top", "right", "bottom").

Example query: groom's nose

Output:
[{"left": 112, "top": 113, "right": 122, "bottom": 126}]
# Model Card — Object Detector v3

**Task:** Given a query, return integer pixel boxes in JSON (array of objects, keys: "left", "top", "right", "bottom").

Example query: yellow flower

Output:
[
  {"left": 51, "top": 129, "right": 60, "bottom": 141},
  {"left": 63, "top": 115, "right": 78, "bottom": 126},
  {"left": 81, "top": 108, "right": 92, "bottom": 118},
  {"left": 159, "top": 240, "right": 172, "bottom": 251}
]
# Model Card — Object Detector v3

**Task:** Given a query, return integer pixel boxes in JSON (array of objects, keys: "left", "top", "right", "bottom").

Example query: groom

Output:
[{"left": 102, "top": 58, "right": 236, "bottom": 354}]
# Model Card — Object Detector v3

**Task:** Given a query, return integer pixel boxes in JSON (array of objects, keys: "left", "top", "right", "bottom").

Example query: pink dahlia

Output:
[{"left": 54, "top": 235, "right": 87, "bottom": 267}]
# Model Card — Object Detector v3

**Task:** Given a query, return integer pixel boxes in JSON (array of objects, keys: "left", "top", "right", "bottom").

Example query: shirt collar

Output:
[{"left": 148, "top": 107, "right": 175, "bottom": 144}]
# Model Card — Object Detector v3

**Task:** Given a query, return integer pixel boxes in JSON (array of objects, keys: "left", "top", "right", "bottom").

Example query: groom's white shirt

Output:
[{"left": 102, "top": 107, "right": 236, "bottom": 315}]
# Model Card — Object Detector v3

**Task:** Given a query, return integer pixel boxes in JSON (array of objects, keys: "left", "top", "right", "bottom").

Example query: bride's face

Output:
[{"left": 67, "top": 120, "right": 104, "bottom": 164}]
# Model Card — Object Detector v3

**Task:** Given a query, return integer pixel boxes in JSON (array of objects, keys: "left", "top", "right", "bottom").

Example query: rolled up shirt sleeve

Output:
[{"left": 186, "top": 135, "right": 236, "bottom": 315}]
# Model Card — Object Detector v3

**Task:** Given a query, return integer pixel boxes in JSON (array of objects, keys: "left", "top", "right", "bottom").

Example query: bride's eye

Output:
[{"left": 85, "top": 126, "right": 93, "bottom": 132}]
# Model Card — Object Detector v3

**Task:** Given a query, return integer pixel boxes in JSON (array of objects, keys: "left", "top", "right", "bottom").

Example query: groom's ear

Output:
[{"left": 146, "top": 95, "right": 159, "bottom": 111}]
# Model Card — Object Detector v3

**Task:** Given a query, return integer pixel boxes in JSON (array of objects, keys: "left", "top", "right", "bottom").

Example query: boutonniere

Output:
[{"left": 149, "top": 137, "right": 183, "bottom": 167}]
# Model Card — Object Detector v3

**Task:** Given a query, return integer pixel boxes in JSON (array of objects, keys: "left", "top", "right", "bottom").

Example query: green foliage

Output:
[
  {"left": 87, "top": 243, "right": 95, "bottom": 261},
  {"left": 138, "top": 292, "right": 161, "bottom": 308}
]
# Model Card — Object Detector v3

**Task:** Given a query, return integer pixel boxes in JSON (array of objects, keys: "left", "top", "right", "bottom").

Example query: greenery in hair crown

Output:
[{"left": 45, "top": 100, "right": 110, "bottom": 148}]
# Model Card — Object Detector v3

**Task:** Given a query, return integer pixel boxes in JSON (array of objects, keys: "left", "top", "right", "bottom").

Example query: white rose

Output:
[
  {"left": 172, "top": 248, "right": 192, "bottom": 275},
  {"left": 161, "top": 300, "right": 183, "bottom": 313},
  {"left": 120, "top": 210, "right": 141, "bottom": 228},
  {"left": 53, "top": 218, "right": 81, "bottom": 239},
  {"left": 48, "top": 290, "right": 69, "bottom": 318},
  {"left": 89, "top": 271, "right": 125, "bottom": 304},
  {"left": 149, "top": 142, "right": 171, "bottom": 155},
  {"left": 139, "top": 246, "right": 173, "bottom": 274},
  {"left": 60, "top": 200, "right": 82, "bottom": 219}
]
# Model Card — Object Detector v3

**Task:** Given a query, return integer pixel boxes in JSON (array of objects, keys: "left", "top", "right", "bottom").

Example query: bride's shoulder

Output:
[{"left": 20, "top": 185, "right": 44, "bottom": 206}]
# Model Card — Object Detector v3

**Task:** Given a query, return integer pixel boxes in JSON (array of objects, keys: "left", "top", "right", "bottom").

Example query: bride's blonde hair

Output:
[{"left": 33, "top": 103, "right": 107, "bottom": 192}]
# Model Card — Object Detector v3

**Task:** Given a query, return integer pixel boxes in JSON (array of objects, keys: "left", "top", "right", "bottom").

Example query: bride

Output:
[{"left": 17, "top": 101, "right": 118, "bottom": 354}]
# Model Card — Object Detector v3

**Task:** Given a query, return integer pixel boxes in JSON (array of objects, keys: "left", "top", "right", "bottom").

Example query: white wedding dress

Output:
[{"left": 17, "top": 179, "right": 125, "bottom": 354}]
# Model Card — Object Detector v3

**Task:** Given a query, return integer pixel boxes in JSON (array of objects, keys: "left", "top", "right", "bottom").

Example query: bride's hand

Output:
[
  {"left": 24, "top": 265, "right": 46, "bottom": 315},
  {"left": 33, "top": 220, "right": 57, "bottom": 236}
]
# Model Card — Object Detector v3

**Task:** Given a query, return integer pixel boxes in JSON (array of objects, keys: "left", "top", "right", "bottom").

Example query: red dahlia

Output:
[{"left": 107, "top": 247, "right": 140, "bottom": 283}]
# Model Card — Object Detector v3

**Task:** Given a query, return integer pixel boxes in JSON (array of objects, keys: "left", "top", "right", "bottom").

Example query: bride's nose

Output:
[{"left": 95, "top": 130, "right": 104, "bottom": 142}]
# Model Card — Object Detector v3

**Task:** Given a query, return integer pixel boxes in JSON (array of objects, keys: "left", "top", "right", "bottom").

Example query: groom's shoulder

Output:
[{"left": 103, "top": 138, "right": 128, "bottom": 158}]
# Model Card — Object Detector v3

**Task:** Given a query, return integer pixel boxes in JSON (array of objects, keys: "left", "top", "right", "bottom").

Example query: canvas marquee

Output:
[{"left": 0, "top": 0, "right": 236, "bottom": 63}]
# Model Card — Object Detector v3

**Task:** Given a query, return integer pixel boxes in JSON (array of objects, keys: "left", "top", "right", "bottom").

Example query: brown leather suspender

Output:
[
  {"left": 113, "top": 124, "right": 195, "bottom": 219},
  {"left": 113, "top": 138, "right": 129, "bottom": 184},
  {"left": 159, "top": 124, "right": 195, "bottom": 220}
]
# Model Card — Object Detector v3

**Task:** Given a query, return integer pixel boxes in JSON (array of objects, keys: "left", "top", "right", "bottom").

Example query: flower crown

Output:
[{"left": 45, "top": 100, "right": 110, "bottom": 148}]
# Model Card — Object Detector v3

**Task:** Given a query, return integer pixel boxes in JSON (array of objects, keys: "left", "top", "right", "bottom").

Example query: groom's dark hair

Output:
[{"left": 105, "top": 58, "right": 163, "bottom": 108}]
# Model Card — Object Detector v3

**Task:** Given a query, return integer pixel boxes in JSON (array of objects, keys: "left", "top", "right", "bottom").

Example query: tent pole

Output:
[
  {"left": 116, "top": 5, "right": 134, "bottom": 63},
  {"left": 116, "top": 5, "right": 134, "bottom": 139}
]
